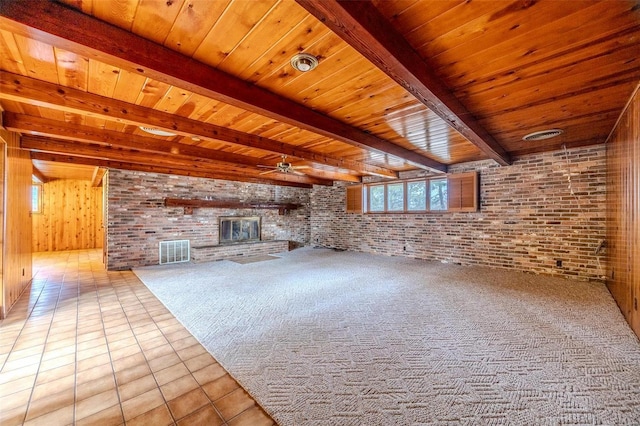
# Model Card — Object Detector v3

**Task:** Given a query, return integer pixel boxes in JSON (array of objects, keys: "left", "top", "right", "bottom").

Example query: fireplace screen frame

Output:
[{"left": 219, "top": 216, "right": 261, "bottom": 244}]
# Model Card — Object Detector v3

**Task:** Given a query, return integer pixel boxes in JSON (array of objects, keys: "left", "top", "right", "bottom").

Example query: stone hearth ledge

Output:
[{"left": 191, "top": 240, "right": 291, "bottom": 263}]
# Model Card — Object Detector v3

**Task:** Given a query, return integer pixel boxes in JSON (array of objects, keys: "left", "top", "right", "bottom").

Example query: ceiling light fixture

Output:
[
  {"left": 290, "top": 53, "right": 318, "bottom": 72},
  {"left": 139, "top": 126, "right": 177, "bottom": 137},
  {"left": 522, "top": 129, "right": 564, "bottom": 141}
]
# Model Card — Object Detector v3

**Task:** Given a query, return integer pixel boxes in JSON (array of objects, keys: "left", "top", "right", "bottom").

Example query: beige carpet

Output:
[{"left": 134, "top": 247, "right": 640, "bottom": 425}]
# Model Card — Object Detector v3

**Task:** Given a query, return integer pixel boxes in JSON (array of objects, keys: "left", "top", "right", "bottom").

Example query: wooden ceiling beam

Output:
[
  {"left": 22, "top": 135, "right": 333, "bottom": 186},
  {"left": 22, "top": 136, "right": 245, "bottom": 173},
  {"left": 91, "top": 167, "right": 106, "bottom": 187},
  {"left": 3, "top": 112, "right": 361, "bottom": 183},
  {"left": 0, "top": 0, "right": 443, "bottom": 172},
  {"left": 31, "top": 165, "right": 48, "bottom": 183},
  {"left": 0, "top": 72, "right": 394, "bottom": 179},
  {"left": 296, "top": 0, "right": 512, "bottom": 166},
  {"left": 4, "top": 112, "right": 265, "bottom": 167},
  {"left": 29, "top": 152, "right": 314, "bottom": 189}
]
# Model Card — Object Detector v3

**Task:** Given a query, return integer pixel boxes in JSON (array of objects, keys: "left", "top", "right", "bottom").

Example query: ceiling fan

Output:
[{"left": 258, "top": 155, "right": 310, "bottom": 175}]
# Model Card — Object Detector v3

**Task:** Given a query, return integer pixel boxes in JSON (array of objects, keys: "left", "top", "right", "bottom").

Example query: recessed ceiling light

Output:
[
  {"left": 522, "top": 129, "right": 564, "bottom": 141},
  {"left": 290, "top": 53, "right": 318, "bottom": 72},
  {"left": 139, "top": 126, "right": 177, "bottom": 137}
]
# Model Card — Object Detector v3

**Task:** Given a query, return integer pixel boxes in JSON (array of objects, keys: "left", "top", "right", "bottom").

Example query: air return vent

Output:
[
  {"left": 159, "top": 240, "right": 190, "bottom": 264},
  {"left": 522, "top": 129, "right": 564, "bottom": 141}
]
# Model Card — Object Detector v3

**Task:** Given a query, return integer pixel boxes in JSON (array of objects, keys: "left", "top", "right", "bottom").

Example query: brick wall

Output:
[
  {"left": 106, "top": 145, "right": 606, "bottom": 279},
  {"left": 106, "top": 169, "right": 310, "bottom": 270},
  {"left": 310, "top": 145, "right": 607, "bottom": 281}
]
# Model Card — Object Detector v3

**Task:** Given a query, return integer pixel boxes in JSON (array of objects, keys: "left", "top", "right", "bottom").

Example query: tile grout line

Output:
[
  {"left": 131, "top": 273, "right": 265, "bottom": 425},
  {"left": 72, "top": 252, "right": 80, "bottom": 426},
  {"left": 3, "top": 250, "right": 274, "bottom": 425},
  {"left": 73, "top": 251, "right": 94, "bottom": 425},
  {"left": 18, "top": 262, "right": 67, "bottom": 425},
  {"left": 140, "top": 268, "right": 283, "bottom": 424},
  {"left": 84, "top": 257, "right": 127, "bottom": 424},
  {"left": 0, "top": 269, "right": 49, "bottom": 373},
  {"left": 119, "top": 272, "right": 179, "bottom": 425},
  {"left": 131, "top": 283, "right": 221, "bottom": 423}
]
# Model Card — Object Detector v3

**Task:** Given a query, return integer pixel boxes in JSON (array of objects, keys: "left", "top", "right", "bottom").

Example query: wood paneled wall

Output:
[
  {"left": 607, "top": 83, "right": 640, "bottom": 338},
  {"left": 32, "top": 180, "right": 103, "bottom": 252},
  {"left": 0, "top": 129, "right": 32, "bottom": 318},
  {"left": 0, "top": 131, "right": 4, "bottom": 318}
]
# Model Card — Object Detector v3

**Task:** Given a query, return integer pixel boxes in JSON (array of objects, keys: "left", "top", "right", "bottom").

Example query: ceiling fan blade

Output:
[
  {"left": 292, "top": 165, "right": 311, "bottom": 170},
  {"left": 259, "top": 169, "right": 278, "bottom": 175},
  {"left": 257, "top": 165, "right": 274, "bottom": 169}
]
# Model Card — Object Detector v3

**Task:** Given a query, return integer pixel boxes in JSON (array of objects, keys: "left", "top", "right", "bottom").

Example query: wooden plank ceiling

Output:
[{"left": 0, "top": 0, "right": 638, "bottom": 187}]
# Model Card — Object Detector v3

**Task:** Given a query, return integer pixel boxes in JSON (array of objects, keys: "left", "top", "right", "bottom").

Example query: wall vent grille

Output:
[{"left": 159, "top": 240, "right": 190, "bottom": 264}]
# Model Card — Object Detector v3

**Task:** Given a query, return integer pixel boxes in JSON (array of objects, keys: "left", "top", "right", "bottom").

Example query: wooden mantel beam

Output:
[
  {"left": 0, "top": 72, "right": 392, "bottom": 179},
  {"left": 296, "top": 0, "right": 512, "bottom": 166},
  {"left": 164, "top": 198, "right": 302, "bottom": 215},
  {"left": 0, "top": 0, "right": 444, "bottom": 173}
]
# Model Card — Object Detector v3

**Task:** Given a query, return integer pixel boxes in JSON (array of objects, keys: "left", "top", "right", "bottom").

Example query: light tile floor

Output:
[{"left": 0, "top": 249, "right": 276, "bottom": 426}]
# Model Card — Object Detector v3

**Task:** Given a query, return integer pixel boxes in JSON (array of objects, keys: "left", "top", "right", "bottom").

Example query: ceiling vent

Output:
[
  {"left": 139, "top": 126, "right": 177, "bottom": 137},
  {"left": 522, "top": 129, "right": 564, "bottom": 141},
  {"left": 290, "top": 53, "right": 318, "bottom": 72}
]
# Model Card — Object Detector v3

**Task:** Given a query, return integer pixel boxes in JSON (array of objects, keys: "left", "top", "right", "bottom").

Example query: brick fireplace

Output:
[
  {"left": 193, "top": 215, "right": 289, "bottom": 263},
  {"left": 105, "top": 169, "right": 310, "bottom": 270}
]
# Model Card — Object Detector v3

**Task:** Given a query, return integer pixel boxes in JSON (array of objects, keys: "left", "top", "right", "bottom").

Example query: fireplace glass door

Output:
[{"left": 219, "top": 216, "right": 261, "bottom": 244}]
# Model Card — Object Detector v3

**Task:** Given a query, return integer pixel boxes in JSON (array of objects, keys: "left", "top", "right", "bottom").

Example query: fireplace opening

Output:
[{"left": 219, "top": 216, "right": 261, "bottom": 244}]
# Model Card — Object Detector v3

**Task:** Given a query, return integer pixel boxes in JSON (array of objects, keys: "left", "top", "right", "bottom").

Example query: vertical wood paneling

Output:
[
  {"left": 607, "top": 83, "right": 640, "bottom": 338},
  {"left": 0, "top": 129, "right": 32, "bottom": 318},
  {"left": 32, "top": 179, "right": 103, "bottom": 252},
  {"left": 0, "top": 131, "right": 4, "bottom": 318}
]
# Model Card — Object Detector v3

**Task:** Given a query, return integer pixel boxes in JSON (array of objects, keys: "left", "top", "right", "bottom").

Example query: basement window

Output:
[
  {"left": 368, "top": 185, "right": 385, "bottom": 212},
  {"left": 31, "top": 184, "right": 42, "bottom": 214},
  {"left": 387, "top": 183, "right": 404, "bottom": 211},
  {"left": 429, "top": 178, "right": 448, "bottom": 211},
  {"left": 407, "top": 181, "right": 427, "bottom": 211},
  {"left": 349, "top": 171, "right": 478, "bottom": 214}
]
